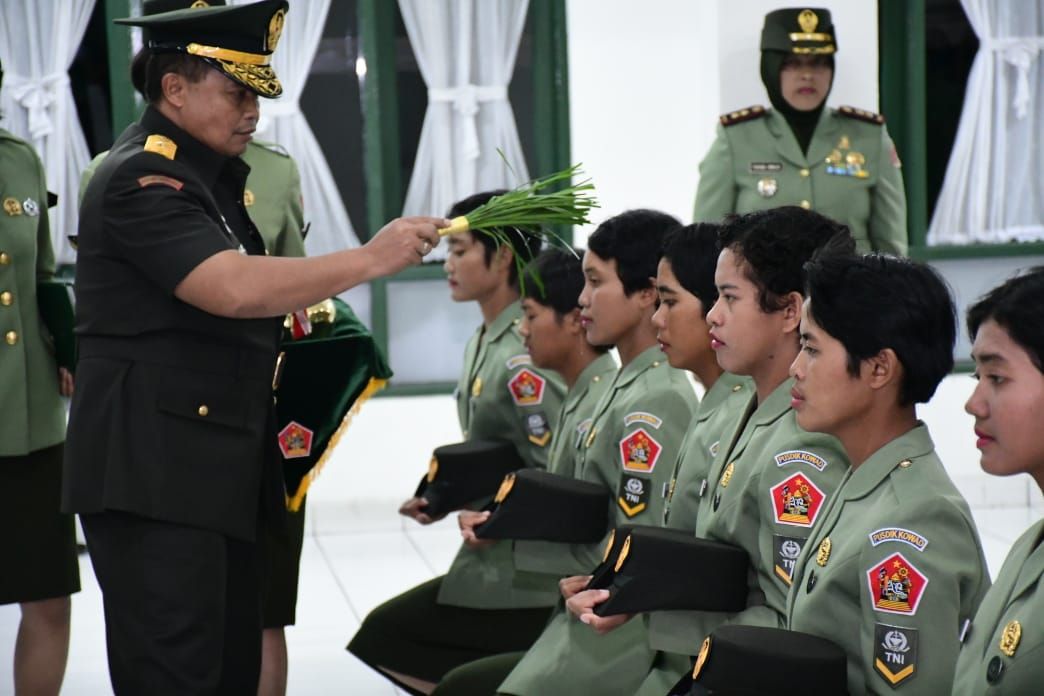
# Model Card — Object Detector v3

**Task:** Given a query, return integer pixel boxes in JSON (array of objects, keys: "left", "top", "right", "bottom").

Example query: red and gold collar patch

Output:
[
  {"left": 277, "top": 421, "right": 314, "bottom": 459},
  {"left": 619, "top": 428, "right": 662, "bottom": 473},
  {"left": 770, "top": 473, "right": 826, "bottom": 527},
  {"left": 867, "top": 552, "right": 929, "bottom": 615},
  {"left": 507, "top": 368, "right": 545, "bottom": 406}
]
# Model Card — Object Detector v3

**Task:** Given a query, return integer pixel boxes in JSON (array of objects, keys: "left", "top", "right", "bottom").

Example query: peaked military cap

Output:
[
  {"left": 593, "top": 526, "right": 748, "bottom": 616},
  {"left": 668, "top": 625, "right": 849, "bottom": 696},
  {"left": 586, "top": 525, "right": 634, "bottom": 590},
  {"left": 474, "top": 469, "right": 611, "bottom": 544},
  {"left": 414, "top": 439, "right": 525, "bottom": 518},
  {"left": 761, "top": 8, "right": 837, "bottom": 55},
  {"left": 116, "top": 0, "right": 288, "bottom": 98}
]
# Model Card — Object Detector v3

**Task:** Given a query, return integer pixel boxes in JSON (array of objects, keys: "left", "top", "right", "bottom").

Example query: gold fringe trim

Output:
[{"left": 285, "top": 376, "right": 389, "bottom": 512}]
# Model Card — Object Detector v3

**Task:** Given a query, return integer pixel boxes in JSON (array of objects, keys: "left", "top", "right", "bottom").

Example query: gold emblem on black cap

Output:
[
  {"left": 614, "top": 533, "right": 632, "bottom": 572},
  {"left": 426, "top": 456, "right": 439, "bottom": 483},
  {"left": 493, "top": 472, "right": 516, "bottom": 503},
  {"left": 798, "top": 9, "right": 818, "bottom": 33},
  {"left": 692, "top": 636, "right": 712, "bottom": 679},
  {"left": 190, "top": 0, "right": 210, "bottom": 7},
  {"left": 266, "top": 7, "right": 285, "bottom": 52},
  {"left": 602, "top": 529, "right": 617, "bottom": 562}
]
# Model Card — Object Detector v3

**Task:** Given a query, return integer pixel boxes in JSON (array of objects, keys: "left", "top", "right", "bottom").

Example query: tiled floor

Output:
[{"left": 1, "top": 386, "right": 1041, "bottom": 694}]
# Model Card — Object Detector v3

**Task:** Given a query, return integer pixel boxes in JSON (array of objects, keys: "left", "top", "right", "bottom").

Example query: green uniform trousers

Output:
[
  {"left": 346, "top": 577, "right": 552, "bottom": 693},
  {"left": 432, "top": 651, "right": 526, "bottom": 696}
]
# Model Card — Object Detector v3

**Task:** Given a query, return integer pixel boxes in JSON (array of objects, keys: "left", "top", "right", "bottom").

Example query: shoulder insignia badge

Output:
[
  {"left": 720, "top": 105, "right": 767, "bottom": 127},
  {"left": 143, "top": 134, "right": 178, "bottom": 160},
  {"left": 874, "top": 623, "right": 918, "bottom": 687},
  {"left": 137, "top": 175, "right": 184, "bottom": 191},
  {"left": 618, "top": 475, "right": 650, "bottom": 517},
  {"left": 869, "top": 528, "right": 929, "bottom": 552},
  {"left": 3, "top": 197, "right": 22, "bottom": 216},
  {"left": 867, "top": 552, "right": 929, "bottom": 615},
  {"left": 624, "top": 411, "right": 663, "bottom": 429},
  {"left": 506, "top": 354, "right": 532, "bottom": 369},
  {"left": 770, "top": 473, "right": 826, "bottom": 527},
  {"left": 774, "top": 449, "right": 828, "bottom": 472},
  {"left": 277, "top": 421, "right": 313, "bottom": 459},
  {"left": 619, "top": 428, "right": 663, "bottom": 473},
  {"left": 838, "top": 105, "right": 885, "bottom": 125},
  {"left": 774, "top": 535, "right": 805, "bottom": 585},
  {"left": 507, "top": 368, "right": 546, "bottom": 406},
  {"left": 524, "top": 411, "right": 551, "bottom": 447}
]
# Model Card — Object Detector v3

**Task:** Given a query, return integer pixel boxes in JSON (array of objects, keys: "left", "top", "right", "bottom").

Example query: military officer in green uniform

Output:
[
  {"left": 786, "top": 254, "right": 989, "bottom": 694},
  {"left": 490, "top": 210, "right": 698, "bottom": 696},
  {"left": 432, "top": 247, "right": 618, "bottom": 694},
  {"left": 347, "top": 191, "right": 566, "bottom": 695},
  {"left": 694, "top": 8, "right": 907, "bottom": 256},
  {"left": 955, "top": 269, "right": 1044, "bottom": 695},
  {"left": 613, "top": 207, "right": 852, "bottom": 695},
  {"left": 0, "top": 62, "right": 80, "bottom": 695}
]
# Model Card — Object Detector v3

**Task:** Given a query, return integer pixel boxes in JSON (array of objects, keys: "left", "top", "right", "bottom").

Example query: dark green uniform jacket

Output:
[
  {"left": 694, "top": 106, "right": 907, "bottom": 255},
  {"left": 436, "top": 302, "right": 566, "bottom": 609},
  {"left": 0, "top": 129, "right": 65, "bottom": 456},
  {"left": 953, "top": 517, "right": 1044, "bottom": 695},
  {"left": 788, "top": 424, "right": 989, "bottom": 694}
]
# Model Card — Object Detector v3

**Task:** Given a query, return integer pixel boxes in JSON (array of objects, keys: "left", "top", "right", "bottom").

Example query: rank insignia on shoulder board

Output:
[
  {"left": 866, "top": 552, "right": 928, "bottom": 616},
  {"left": 874, "top": 623, "right": 918, "bottom": 687},
  {"left": 619, "top": 428, "right": 662, "bottom": 473},
  {"left": 507, "top": 368, "right": 545, "bottom": 406},
  {"left": 770, "top": 473, "right": 826, "bottom": 527}
]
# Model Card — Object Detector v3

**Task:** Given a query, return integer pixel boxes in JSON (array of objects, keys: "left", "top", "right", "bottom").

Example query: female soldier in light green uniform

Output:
[
  {"left": 348, "top": 191, "right": 565, "bottom": 695},
  {"left": 954, "top": 268, "right": 1044, "bottom": 695},
  {"left": 786, "top": 254, "right": 989, "bottom": 694},
  {"left": 0, "top": 118, "right": 80, "bottom": 694},
  {"left": 694, "top": 8, "right": 907, "bottom": 255}
]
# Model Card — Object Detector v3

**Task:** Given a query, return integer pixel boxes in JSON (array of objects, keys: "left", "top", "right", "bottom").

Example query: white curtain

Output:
[
  {"left": 0, "top": 0, "right": 95, "bottom": 266},
  {"left": 398, "top": 0, "right": 530, "bottom": 259},
  {"left": 927, "top": 0, "right": 1044, "bottom": 245}
]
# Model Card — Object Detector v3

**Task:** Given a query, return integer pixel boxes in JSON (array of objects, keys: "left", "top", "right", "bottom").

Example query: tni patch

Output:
[
  {"left": 524, "top": 411, "right": 551, "bottom": 447},
  {"left": 507, "top": 368, "right": 545, "bottom": 406},
  {"left": 769, "top": 473, "right": 826, "bottom": 527},
  {"left": 619, "top": 428, "right": 662, "bottom": 473},
  {"left": 866, "top": 552, "right": 929, "bottom": 615},
  {"left": 874, "top": 623, "right": 918, "bottom": 688},
  {"left": 617, "top": 476, "right": 650, "bottom": 518},
  {"left": 277, "top": 421, "right": 313, "bottom": 459},
  {"left": 773, "top": 535, "right": 804, "bottom": 585}
]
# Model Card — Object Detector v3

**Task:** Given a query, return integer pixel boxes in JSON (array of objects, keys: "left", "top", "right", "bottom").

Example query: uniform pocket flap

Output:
[{"left": 156, "top": 380, "right": 252, "bottom": 429}]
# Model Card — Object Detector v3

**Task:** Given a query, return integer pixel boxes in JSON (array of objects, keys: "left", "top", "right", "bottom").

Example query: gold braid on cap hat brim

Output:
[{"left": 215, "top": 59, "right": 282, "bottom": 98}]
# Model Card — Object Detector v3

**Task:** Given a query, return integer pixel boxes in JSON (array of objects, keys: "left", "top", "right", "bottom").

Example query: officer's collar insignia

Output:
[
  {"left": 144, "top": 134, "right": 178, "bottom": 160},
  {"left": 816, "top": 537, "right": 831, "bottom": 566},
  {"left": 874, "top": 623, "right": 918, "bottom": 686},
  {"left": 21, "top": 198, "right": 39, "bottom": 217},
  {"left": 692, "top": 636, "right": 712, "bottom": 679},
  {"left": 244, "top": 189, "right": 255, "bottom": 206},
  {"left": 3, "top": 197, "right": 22, "bottom": 216},
  {"left": 277, "top": 420, "right": 313, "bottom": 459},
  {"left": 137, "top": 175, "right": 184, "bottom": 191},
  {"left": 1000, "top": 620, "right": 1021, "bottom": 657},
  {"left": 866, "top": 552, "right": 929, "bottom": 615}
]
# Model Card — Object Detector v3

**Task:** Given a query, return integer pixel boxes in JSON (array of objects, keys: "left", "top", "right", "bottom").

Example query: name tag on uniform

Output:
[{"left": 749, "top": 162, "right": 782, "bottom": 173}]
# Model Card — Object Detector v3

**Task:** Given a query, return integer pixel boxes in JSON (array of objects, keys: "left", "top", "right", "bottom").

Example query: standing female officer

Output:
[
  {"left": 954, "top": 268, "right": 1044, "bottom": 694},
  {"left": 786, "top": 254, "right": 989, "bottom": 694},
  {"left": 0, "top": 70, "right": 80, "bottom": 694},
  {"left": 693, "top": 7, "right": 907, "bottom": 255}
]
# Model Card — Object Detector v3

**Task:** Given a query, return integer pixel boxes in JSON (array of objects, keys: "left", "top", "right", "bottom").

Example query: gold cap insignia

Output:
[
  {"left": 144, "top": 134, "right": 177, "bottom": 160},
  {"left": 1000, "top": 620, "right": 1021, "bottom": 657},
  {"left": 266, "top": 8, "right": 286, "bottom": 52},
  {"left": 692, "top": 636, "right": 712, "bottom": 679},
  {"left": 816, "top": 537, "right": 831, "bottom": 566},
  {"left": 3, "top": 197, "right": 22, "bottom": 216},
  {"left": 614, "top": 533, "right": 632, "bottom": 572},
  {"left": 190, "top": 0, "right": 210, "bottom": 7},
  {"left": 493, "top": 472, "right": 516, "bottom": 504},
  {"left": 798, "top": 9, "right": 819, "bottom": 34},
  {"left": 602, "top": 529, "right": 617, "bottom": 562},
  {"left": 244, "top": 189, "right": 255, "bottom": 206},
  {"left": 426, "top": 456, "right": 439, "bottom": 483}
]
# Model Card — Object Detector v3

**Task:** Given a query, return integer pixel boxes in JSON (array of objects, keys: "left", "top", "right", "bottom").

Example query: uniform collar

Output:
[
  {"left": 763, "top": 107, "right": 838, "bottom": 168},
  {"left": 1010, "top": 519, "right": 1044, "bottom": 603},
  {"left": 696, "top": 372, "right": 750, "bottom": 423},
  {"left": 139, "top": 106, "right": 243, "bottom": 190},
  {"left": 837, "top": 422, "right": 935, "bottom": 501},
  {"left": 749, "top": 376, "right": 796, "bottom": 426},
  {"left": 611, "top": 345, "right": 666, "bottom": 391},
  {"left": 562, "top": 353, "right": 617, "bottom": 416},
  {"left": 482, "top": 300, "right": 522, "bottom": 344}
]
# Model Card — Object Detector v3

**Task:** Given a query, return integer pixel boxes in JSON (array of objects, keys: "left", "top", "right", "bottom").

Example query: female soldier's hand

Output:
[
  {"left": 397, "top": 496, "right": 443, "bottom": 525},
  {"left": 565, "top": 588, "right": 634, "bottom": 634},
  {"left": 58, "top": 368, "right": 74, "bottom": 397},
  {"left": 458, "top": 510, "right": 494, "bottom": 548},
  {"left": 558, "top": 575, "right": 591, "bottom": 600}
]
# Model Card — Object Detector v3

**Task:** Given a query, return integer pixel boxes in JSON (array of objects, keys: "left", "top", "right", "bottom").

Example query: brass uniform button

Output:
[
  {"left": 898, "top": 459, "right": 912, "bottom": 469},
  {"left": 5, "top": 330, "right": 17, "bottom": 345},
  {"left": 731, "top": 384, "right": 743, "bottom": 392},
  {"left": 800, "top": 200, "right": 812, "bottom": 210},
  {"left": 652, "top": 360, "right": 661, "bottom": 368},
  {"left": 0, "top": 291, "right": 11, "bottom": 305},
  {"left": 800, "top": 168, "right": 810, "bottom": 177},
  {"left": 197, "top": 405, "right": 209, "bottom": 417},
  {"left": 0, "top": 252, "right": 9, "bottom": 265}
]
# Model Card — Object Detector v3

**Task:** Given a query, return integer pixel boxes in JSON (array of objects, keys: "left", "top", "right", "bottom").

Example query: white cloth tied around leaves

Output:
[{"left": 3, "top": 71, "right": 70, "bottom": 139}]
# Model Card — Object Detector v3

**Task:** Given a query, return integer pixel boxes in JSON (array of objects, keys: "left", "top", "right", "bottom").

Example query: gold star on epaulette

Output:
[
  {"left": 837, "top": 105, "right": 885, "bottom": 125},
  {"left": 720, "top": 105, "right": 767, "bottom": 128}
]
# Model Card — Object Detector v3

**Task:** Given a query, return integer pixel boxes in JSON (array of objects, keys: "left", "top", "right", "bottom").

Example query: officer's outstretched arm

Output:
[{"left": 174, "top": 215, "right": 445, "bottom": 318}]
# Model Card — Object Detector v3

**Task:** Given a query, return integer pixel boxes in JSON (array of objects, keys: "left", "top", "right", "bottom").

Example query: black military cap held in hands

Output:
[
  {"left": 586, "top": 525, "right": 634, "bottom": 590},
  {"left": 473, "top": 469, "right": 610, "bottom": 543},
  {"left": 593, "top": 526, "right": 748, "bottom": 616},
  {"left": 667, "top": 625, "right": 849, "bottom": 696},
  {"left": 414, "top": 439, "right": 525, "bottom": 519}
]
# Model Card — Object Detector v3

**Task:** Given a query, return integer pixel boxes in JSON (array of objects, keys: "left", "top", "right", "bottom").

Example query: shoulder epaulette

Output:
[
  {"left": 719, "top": 105, "right": 767, "bottom": 127},
  {"left": 250, "top": 139, "right": 290, "bottom": 158},
  {"left": 143, "top": 134, "right": 177, "bottom": 160},
  {"left": 837, "top": 106, "right": 885, "bottom": 125}
]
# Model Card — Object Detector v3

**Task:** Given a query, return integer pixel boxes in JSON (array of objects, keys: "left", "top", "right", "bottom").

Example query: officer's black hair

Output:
[
  {"left": 804, "top": 254, "right": 956, "bottom": 406},
  {"left": 717, "top": 206, "right": 854, "bottom": 313},
  {"left": 659, "top": 223, "right": 720, "bottom": 318},
  {"left": 587, "top": 209, "right": 681, "bottom": 296},
  {"left": 447, "top": 190, "right": 542, "bottom": 289},
  {"left": 132, "top": 48, "right": 211, "bottom": 103},
  {"left": 966, "top": 266, "right": 1044, "bottom": 374},
  {"left": 522, "top": 249, "right": 611, "bottom": 354}
]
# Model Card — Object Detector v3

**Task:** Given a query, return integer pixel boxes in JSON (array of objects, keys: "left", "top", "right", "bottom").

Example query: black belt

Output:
[{"left": 78, "top": 333, "right": 278, "bottom": 382}]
